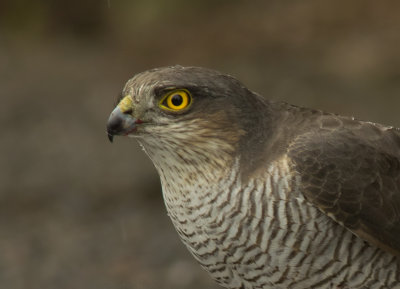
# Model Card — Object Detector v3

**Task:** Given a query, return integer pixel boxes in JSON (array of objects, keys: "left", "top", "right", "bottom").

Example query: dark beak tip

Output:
[{"left": 107, "top": 133, "right": 114, "bottom": 143}]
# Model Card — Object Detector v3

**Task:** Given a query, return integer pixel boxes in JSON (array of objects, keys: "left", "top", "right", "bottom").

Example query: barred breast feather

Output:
[{"left": 157, "top": 154, "right": 400, "bottom": 289}]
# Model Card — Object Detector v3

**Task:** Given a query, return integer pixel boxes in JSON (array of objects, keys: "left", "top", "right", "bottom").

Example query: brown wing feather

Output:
[{"left": 287, "top": 117, "right": 400, "bottom": 256}]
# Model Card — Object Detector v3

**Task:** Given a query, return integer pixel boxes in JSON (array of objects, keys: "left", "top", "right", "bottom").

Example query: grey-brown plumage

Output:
[{"left": 107, "top": 66, "right": 400, "bottom": 289}]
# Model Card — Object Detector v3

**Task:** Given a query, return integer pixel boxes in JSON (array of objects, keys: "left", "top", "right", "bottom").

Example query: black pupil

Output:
[{"left": 171, "top": 94, "right": 183, "bottom": 106}]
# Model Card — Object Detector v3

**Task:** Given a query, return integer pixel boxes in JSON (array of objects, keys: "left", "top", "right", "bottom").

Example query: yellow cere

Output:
[
  {"left": 118, "top": 95, "right": 133, "bottom": 113},
  {"left": 159, "top": 89, "right": 191, "bottom": 111}
]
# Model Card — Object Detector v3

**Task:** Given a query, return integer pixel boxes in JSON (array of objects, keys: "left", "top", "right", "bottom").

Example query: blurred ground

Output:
[{"left": 1, "top": 1, "right": 400, "bottom": 289}]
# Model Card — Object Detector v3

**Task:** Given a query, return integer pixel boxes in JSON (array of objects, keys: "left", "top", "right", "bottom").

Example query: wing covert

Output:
[{"left": 287, "top": 120, "right": 400, "bottom": 256}]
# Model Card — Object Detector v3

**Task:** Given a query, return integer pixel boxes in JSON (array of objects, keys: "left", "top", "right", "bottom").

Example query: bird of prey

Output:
[{"left": 107, "top": 66, "right": 400, "bottom": 289}]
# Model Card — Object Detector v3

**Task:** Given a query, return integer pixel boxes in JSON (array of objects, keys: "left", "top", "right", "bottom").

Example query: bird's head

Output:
[{"left": 107, "top": 66, "right": 275, "bottom": 178}]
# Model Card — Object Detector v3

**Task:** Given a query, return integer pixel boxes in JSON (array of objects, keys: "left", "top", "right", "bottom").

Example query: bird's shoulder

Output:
[{"left": 284, "top": 110, "right": 400, "bottom": 256}]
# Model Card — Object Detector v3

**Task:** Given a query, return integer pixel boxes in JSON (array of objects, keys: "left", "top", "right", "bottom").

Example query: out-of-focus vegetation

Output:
[{"left": 1, "top": 1, "right": 400, "bottom": 289}]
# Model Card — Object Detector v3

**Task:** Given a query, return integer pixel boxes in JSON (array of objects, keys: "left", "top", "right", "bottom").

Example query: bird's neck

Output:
[{"left": 138, "top": 136, "right": 237, "bottom": 206}]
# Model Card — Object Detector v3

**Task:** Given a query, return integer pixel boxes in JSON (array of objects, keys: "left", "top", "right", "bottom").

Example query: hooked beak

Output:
[{"left": 106, "top": 105, "right": 140, "bottom": 143}]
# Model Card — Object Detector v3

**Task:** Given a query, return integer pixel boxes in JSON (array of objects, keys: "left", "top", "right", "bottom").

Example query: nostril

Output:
[{"left": 123, "top": 108, "right": 133, "bottom": 115}]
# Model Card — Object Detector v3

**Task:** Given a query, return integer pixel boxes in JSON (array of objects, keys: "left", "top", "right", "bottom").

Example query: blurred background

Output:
[{"left": 1, "top": 1, "right": 400, "bottom": 288}]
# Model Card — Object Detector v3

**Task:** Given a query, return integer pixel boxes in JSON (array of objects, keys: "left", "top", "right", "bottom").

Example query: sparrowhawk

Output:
[{"left": 106, "top": 66, "right": 400, "bottom": 289}]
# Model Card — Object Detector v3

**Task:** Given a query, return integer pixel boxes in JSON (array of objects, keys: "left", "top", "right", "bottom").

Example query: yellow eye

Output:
[{"left": 159, "top": 89, "right": 191, "bottom": 111}]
